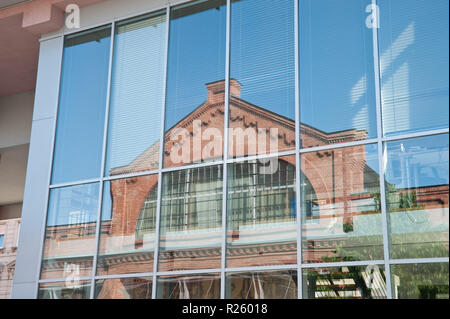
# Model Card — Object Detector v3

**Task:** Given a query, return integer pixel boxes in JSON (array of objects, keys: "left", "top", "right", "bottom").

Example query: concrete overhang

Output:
[{"left": 0, "top": 0, "right": 105, "bottom": 97}]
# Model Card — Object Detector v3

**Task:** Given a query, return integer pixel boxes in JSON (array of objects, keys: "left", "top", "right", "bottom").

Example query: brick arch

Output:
[{"left": 300, "top": 154, "right": 331, "bottom": 212}]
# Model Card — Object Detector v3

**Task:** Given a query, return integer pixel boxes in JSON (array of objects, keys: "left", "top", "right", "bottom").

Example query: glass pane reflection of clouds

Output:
[
  {"left": 163, "top": 0, "right": 226, "bottom": 168},
  {"left": 226, "top": 155, "right": 297, "bottom": 268},
  {"left": 51, "top": 26, "right": 111, "bottom": 185},
  {"left": 303, "top": 265, "right": 387, "bottom": 299},
  {"left": 95, "top": 277, "right": 153, "bottom": 299},
  {"left": 301, "top": 144, "right": 384, "bottom": 263},
  {"left": 379, "top": 0, "right": 449, "bottom": 136},
  {"left": 385, "top": 134, "right": 449, "bottom": 259},
  {"left": 41, "top": 183, "right": 99, "bottom": 280},
  {"left": 299, "top": 0, "right": 377, "bottom": 147},
  {"left": 105, "top": 12, "right": 167, "bottom": 176},
  {"left": 157, "top": 273, "right": 220, "bottom": 299},
  {"left": 97, "top": 175, "right": 158, "bottom": 276},
  {"left": 158, "top": 165, "right": 223, "bottom": 271}
]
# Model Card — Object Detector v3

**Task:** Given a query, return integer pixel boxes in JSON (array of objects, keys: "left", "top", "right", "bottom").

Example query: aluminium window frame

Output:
[{"left": 32, "top": 0, "right": 449, "bottom": 299}]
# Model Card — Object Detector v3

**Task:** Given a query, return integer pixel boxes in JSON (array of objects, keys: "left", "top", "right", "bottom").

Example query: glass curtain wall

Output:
[{"left": 38, "top": 0, "right": 449, "bottom": 299}]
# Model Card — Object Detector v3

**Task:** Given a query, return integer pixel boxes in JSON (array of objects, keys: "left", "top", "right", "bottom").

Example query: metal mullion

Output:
[
  {"left": 227, "top": 150, "right": 297, "bottom": 164},
  {"left": 49, "top": 178, "right": 101, "bottom": 189},
  {"left": 34, "top": 35, "right": 65, "bottom": 299},
  {"left": 38, "top": 277, "right": 93, "bottom": 284},
  {"left": 152, "top": 4, "right": 171, "bottom": 299},
  {"left": 225, "top": 264, "right": 298, "bottom": 273},
  {"left": 113, "top": 6, "right": 168, "bottom": 26},
  {"left": 389, "top": 258, "right": 449, "bottom": 265},
  {"left": 157, "top": 268, "right": 222, "bottom": 277},
  {"left": 381, "top": 128, "right": 449, "bottom": 143},
  {"left": 300, "top": 259, "right": 385, "bottom": 269},
  {"left": 90, "top": 21, "right": 116, "bottom": 299},
  {"left": 103, "top": 169, "right": 160, "bottom": 181},
  {"left": 299, "top": 138, "right": 379, "bottom": 154},
  {"left": 220, "top": 0, "right": 231, "bottom": 300},
  {"left": 94, "top": 272, "right": 154, "bottom": 280},
  {"left": 294, "top": 0, "right": 302, "bottom": 300},
  {"left": 372, "top": 0, "right": 392, "bottom": 299},
  {"left": 161, "top": 159, "right": 225, "bottom": 173}
]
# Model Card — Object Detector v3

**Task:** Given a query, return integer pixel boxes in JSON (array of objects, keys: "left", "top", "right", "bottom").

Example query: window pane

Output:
[
  {"left": 159, "top": 165, "right": 223, "bottom": 271},
  {"left": 95, "top": 277, "right": 153, "bottom": 299},
  {"left": 38, "top": 281, "right": 91, "bottom": 299},
  {"left": 156, "top": 273, "right": 220, "bottom": 299},
  {"left": 391, "top": 263, "right": 449, "bottom": 299},
  {"left": 227, "top": 155, "right": 297, "bottom": 267},
  {"left": 51, "top": 26, "right": 111, "bottom": 184},
  {"left": 379, "top": 0, "right": 449, "bottom": 135},
  {"left": 105, "top": 12, "right": 166, "bottom": 176},
  {"left": 299, "top": 0, "right": 377, "bottom": 146},
  {"left": 163, "top": 0, "right": 226, "bottom": 168},
  {"left": 97, "top": 175, "right": 158, "bottom": 276},
  {"left": 229, "top": 0, "right": 295, "bottom": 158},
  {"left": 385, "top": 134, "right": 449, "bottom": 259},
  {"left": 41, "top": 183, "right": 99, "bottom": 280},
  {"left": 301, "top": 144, "right": 383, "bottom": 263},
  {"left": 303, "top": 265, "right": 387, "bottom": 299},
  {"left": 226, "top": 270, "right": 297, "bottom": 299}
]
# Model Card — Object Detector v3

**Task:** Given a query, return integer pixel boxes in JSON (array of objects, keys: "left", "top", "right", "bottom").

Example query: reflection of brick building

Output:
[
  {"left": 42, "top": 80, "right": 448, "bottom": 281},
  {"left": 97, "top": 79, "right": 375, "bottom": 275},
  {"left": 0, "top": 218, "right": 20, "bottom": 299}
]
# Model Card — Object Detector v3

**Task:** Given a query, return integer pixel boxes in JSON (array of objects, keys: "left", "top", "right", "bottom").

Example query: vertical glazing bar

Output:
[
  {"left": 220, "top": 0, "right": 231, "bottom": 300},
  {"left": 152, "top": 4, "right": 171, "bottom": 299},
  {"left": 90, "top": 21, "right": 116, "bottom": 299},
  {"left": 294, "top": 0, "right": 302, "bottom": 299},
  {"left": 34, "top": 36, "right": 65, "bottom": 298},
  {"left": 371, "top": 0, "right": 392, "bottom": 299}
]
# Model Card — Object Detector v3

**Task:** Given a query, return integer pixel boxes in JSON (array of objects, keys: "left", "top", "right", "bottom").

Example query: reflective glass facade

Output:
[{"left": 38, "top": 0, "right": 449, "bottom": 299}]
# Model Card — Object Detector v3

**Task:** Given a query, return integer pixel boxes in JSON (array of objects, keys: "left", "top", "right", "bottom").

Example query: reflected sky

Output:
[
  {"left": 164, "top": 0, "right": 226, "bottom": 131},
  {"left": 385, "top": 134, "right": 449, "bottom": 189},
  {"left": 379, "top": 0, "right": 449, "bottom": 135},
  {"left": 105, "top": 13, "right": 166, "bottom": 174},
  {"left": 52, "top": 27, "right": 111, "bottom": 184},
  {"left": 46, "top": 183, "right": 99, "bottom": 227},
  {"left": 231, "top": 0, "right": 295, "bottom": 120},
  {"left": 299, "top": 0, "right": 376, "bottom": 137}
]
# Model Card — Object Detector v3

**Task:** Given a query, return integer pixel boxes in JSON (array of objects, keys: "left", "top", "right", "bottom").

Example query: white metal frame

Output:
[{"left": 34, "top": 0, "right": 450, "bottom": 300}]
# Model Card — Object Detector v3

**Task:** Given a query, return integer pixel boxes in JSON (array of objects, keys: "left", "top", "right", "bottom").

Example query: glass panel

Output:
[
  {"left": 303, "top": 265, "right": 387, "bottom": 299},
  {"left": 227, "top": 155, "right": 297, "bottom": 267},
  {"left": 105, "top": 12, "right": 167, "bottom": 176},
  {"left": 159, "top": 165, "right": 223, "bottom": 271},
  {"left": 299, "top": 0, "right": 376, "bottom": 147},
  {"left": 391, "top": 263, "right": 449, "bottom": 299},
  {"left": 385, "top": 134, "right": 449, "bottom": 259},
  {"left": 38, "top": 281, "right": 91, "bottom": 299},
  {"left": 301, "top": 144, "right": 383, "bottom": 263},
  {"left": 163, "top": 0, "right": 226, "bottom": 168},
  {"left": 157, "top": 273, "right": 220, "bottom": 299},
  {"left": 97, "top": 175, "right": 158, "bottom": 276},
  {"left": 379, "top": 0, "right": 449, "bottom": 136},
  {"left": 95, "top": 277, "right": 153, "bottom": 299},
  {"left": 229, "top": 0, "right": 295, "bottom": 158},
  {"left": 226, "top": 270, "right": 297, "bottom": 299},
  {"left": 51, "top": 26, "right": 111, "bottom": 184},
  {"left": 40, "top": 183, "right": 99, "bottom": 280}
]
